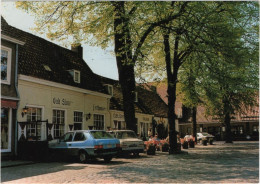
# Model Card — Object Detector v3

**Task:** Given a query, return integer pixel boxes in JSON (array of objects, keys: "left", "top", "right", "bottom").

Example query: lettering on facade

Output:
[
  {"left": 93, "top": 105, "right": 106, "bottom": 111},
  {"left": 53, "top": 97, "right": 72, "bottom": 106},
  {"left": 143, "top": 117, "right": 150, "bottom": 121},
  {"left": 113, "top": 113, "right": 124, "bottom": 119}
]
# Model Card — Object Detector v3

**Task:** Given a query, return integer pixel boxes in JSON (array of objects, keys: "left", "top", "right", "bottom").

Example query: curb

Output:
[{"left": 1, "top": 161, "right": 35, "bottom": 168}]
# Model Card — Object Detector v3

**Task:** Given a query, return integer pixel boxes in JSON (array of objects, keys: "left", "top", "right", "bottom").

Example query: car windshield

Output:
[
  {"left": 116, "top": 131, "right": 137, "bottom": 139},
  {"left": 90, "top": 131, "right": 114, "bottom": 139}
]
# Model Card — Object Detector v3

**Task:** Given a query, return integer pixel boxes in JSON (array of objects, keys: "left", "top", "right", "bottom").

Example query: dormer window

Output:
[
  {"left": 68, "top": 69, "right": 80, "bottom": 83},
  {"left": 74, "top": 70, "right": 80, "bottom": 83},
  {"left": 104, "top": 84, "right": 113, "bottom": 96},
  {"left": 134, "top": 92, "right": 138, "bottom": 102}
]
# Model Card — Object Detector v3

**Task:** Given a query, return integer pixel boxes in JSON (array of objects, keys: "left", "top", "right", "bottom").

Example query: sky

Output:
[{"left": 1, "top": 2, "right": 119, "bottom": 80}]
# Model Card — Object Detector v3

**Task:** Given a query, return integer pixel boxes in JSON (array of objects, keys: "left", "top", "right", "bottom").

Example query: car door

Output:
[
  {"left": 55, "top": 132, "right": 74, "bottom": 156},
  {"left": 70, "top": 132, "right": 88, "bottom": 156}
]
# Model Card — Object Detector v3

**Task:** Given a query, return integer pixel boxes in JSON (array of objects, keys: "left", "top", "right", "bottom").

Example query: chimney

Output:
[{"left": 71, "top": 44, "right": 83, "bottom": 59}]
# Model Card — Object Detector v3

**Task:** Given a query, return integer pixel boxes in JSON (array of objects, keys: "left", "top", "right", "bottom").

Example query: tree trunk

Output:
[
  {"left": 224, "top": 111, "right": 233, "bottom": 143},
  {"left": 163, "top": 32, "right": 180, "bottom": 154},
  {"left": 223, "top": 97, "right": 233, "bottom": 143},
  {"left": 113, "top": 2, "right": 137, "bottom": 132},
  {"left": 192, "top": 106, "right": 197, "bottom": 143},
  {"left": 167, "top": 81, "right": 178, "bottom": 154}
]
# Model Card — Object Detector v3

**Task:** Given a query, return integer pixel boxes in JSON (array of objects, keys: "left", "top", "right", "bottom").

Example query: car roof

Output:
[
  {"left": 67, "top": 130, "right": 106, "bottom": 133},
  {"left": 109, "top": 130, "right": 134, "bottom": 132}
]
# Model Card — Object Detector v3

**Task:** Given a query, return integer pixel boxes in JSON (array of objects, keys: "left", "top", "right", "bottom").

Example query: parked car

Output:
[
  {"left": 197, "top": 132, "right": 214, "bottom": 145},
  {"left": 48, "top": 130, "right": 120, "bottom": 163},
  {"left": 108, "top": 130, "right": 144, "bottom": 156}
]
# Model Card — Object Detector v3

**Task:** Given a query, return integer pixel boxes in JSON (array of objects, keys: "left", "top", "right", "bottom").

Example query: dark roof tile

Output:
[
  {"left": 1, "top": 16, "right": 106, "bottom": 93},
  {"left": 98, "top": 75, "right": 168, "bottom": 117}
]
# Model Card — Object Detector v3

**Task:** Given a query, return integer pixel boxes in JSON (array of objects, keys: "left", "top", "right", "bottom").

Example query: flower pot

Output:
[
  {"left": 182, "top": 141, "right": 188, "bottom": 149},
  {"left": 189, "top": 140, "right": 195, "bottom": 148},
  {"left": 147, "top": 145, "right": 156, "bottom": 155},
  {"left": 161, "top": 144, "right": 169, "bottom": 152},
  {"left": 209, "top": 140, "right": 213, "bottom": 145},
  {"left": 202, "top": 140, "right": 208, "bottom": 146}
]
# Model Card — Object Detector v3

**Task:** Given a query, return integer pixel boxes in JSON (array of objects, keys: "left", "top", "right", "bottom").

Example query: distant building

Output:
[{"left": 147, "top": 81, "right": 259, "bottom": 140}]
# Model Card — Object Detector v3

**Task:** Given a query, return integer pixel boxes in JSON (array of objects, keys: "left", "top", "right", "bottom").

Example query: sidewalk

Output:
[{"left": 1, "top": 160, "right": 35, "bottom": 168}]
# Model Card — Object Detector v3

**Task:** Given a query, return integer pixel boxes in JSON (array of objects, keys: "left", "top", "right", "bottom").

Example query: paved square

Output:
[{"left": 1, "top": 141, "right": 259, "bottom": 183}]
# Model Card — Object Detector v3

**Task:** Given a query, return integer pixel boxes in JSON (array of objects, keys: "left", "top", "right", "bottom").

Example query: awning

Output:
[{"left": 1, "top": 99, "right": 18, "bottom": 109}]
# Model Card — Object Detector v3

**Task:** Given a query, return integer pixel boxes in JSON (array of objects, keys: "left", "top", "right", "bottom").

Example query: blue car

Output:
[{"left": 48, "top": 130, "right": 120, "bottom": 163}]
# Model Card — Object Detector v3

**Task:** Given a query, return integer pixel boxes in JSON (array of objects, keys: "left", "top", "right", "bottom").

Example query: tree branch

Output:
[{"left": 132, "top": 2, "right": 189, "bottom": 63}]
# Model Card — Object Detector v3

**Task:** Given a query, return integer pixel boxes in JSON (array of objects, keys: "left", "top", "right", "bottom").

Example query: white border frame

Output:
[{"left": 1, "top": 46, "right": 12, "bottom": 85}]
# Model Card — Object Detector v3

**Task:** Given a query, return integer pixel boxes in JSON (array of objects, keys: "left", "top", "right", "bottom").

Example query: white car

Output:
[
  {"left": 197, "top": 132, "right": 214, "bottom": 145},
  {"left": 108, "top": 130, "right": 144, "bottom": 156}
]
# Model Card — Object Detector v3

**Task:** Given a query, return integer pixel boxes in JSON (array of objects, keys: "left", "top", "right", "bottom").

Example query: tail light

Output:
[
  {"left": 116, "top": 144, "right": 121, "bottom": 148},
  {"left": 94, "top": 145, "right": 103, "bottom": 149}
]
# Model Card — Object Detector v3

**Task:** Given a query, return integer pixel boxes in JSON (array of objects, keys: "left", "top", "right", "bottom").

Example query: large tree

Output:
[
  {"left": 16, "top": 1, "right": 187, "bottom": 132},
  {"left": 177, "top": 2, "right": 259, "bottom": 143},
  {"left": 136, "top": 1, "right": 258, "bottom": 149}
]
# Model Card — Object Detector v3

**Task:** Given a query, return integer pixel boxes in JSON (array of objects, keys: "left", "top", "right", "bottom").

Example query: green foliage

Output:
[{"left": 15, "top": 1, "right": 259, "bottom": 124}]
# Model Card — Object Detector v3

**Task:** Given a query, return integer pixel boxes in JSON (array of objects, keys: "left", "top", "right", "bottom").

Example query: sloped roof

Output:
[
  {"left": 144, "top": 82, "right": 183, "bottom": 116},
  {"left": 1, "top": 16, "right": 106, "bottom": 94},
  {"left": 98, "top": 76, "right": 168, "bottom": 118},
  {"left": 136, "top": 84, "right": 168, "bottom": 117}
]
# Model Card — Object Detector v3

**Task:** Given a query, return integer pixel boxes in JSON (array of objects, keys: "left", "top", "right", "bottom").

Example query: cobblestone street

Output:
[{"left": 1, "top": 141, "right": 259, "bottom": 183}]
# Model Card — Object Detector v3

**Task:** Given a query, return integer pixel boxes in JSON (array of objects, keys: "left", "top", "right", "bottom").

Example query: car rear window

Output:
[
  {"left": 116, "top": 131, "right": 137, "bottom": 139},
  {"left": 90, "top": 131, "right": 114, "bottom": 139},
  {"left": 202, "top": 133, "right": 209, "bottom": 136}
]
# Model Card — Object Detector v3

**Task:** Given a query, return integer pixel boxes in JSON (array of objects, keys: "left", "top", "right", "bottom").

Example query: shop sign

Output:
[
  {"left": 143, "top": 117, "right": 150, "bottom": 122},
  {"left": 53, "top": 97, "right": 72, "bottom": 106},
  {"left": 93, "top": 105, "right": 106, "bottom": 111},
  {"left": 113, "top": 113, "right": 124, "bottom": 119}
]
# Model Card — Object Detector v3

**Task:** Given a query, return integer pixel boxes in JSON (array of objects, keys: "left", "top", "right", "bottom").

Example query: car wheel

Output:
[
  {"left": 103, "top": 156, "right": 112, "bottom": 163},
  {"left": 79, "top": 151, "right": 88, "bottom": 163}
]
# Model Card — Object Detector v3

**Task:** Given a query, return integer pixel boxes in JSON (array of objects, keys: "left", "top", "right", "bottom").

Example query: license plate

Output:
[
  {"left": 107, "top": 144, "right": 112, "bottom": 148},
  {"left": 129, "top": 144, "right": 137, "bottom": 147}
]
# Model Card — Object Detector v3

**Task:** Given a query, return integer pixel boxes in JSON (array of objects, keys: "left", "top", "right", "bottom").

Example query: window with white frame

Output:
[
  {"left": 134, "top": 92, "right": 138, "bottom": 102},
  {"left": 74, "top": 70, "right": 80, "bottom": 83},
  {"left": 53, "top": 109, "right": 65, "bottom": 138},
  {"left": 26, "top": 107, "right": 42, "bottom": 140},
  {"left": 74, "top": 111, "right": 83, "bottom": 130},
  {"left": 113, "top": 120, "right": 126, "bottom": 130},
  {"left": 94, "top": 114, "right": 104, "bottom": 130},
  {"left": 105, "top": 84, "right": 113, "bottom": 96},
  {"left": 1, "top": 46, "right": 12, "bottom": 84}
]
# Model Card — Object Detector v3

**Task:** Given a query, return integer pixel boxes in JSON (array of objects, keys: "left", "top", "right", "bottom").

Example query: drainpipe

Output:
[
  {"left": 14, "top": 44, "right": 20, "bottom": 157},
  {"left": 107, "top": 98, "right": 112, "bottom": 130}
]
